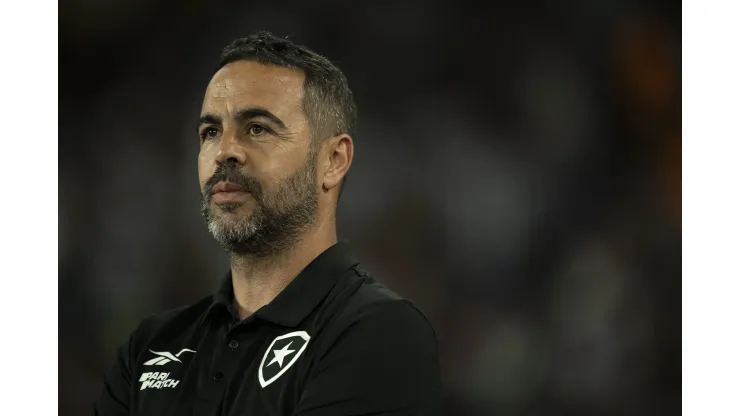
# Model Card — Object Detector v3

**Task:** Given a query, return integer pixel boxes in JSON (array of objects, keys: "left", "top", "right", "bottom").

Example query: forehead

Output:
[{"left": 203, "top": 60, "right": 306, "bottom": 119}]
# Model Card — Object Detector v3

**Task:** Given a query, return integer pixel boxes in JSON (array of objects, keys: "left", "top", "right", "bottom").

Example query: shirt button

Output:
[
  {"left": 228, "top": 340, "right": 239, "bottom": 349},
  {"left": 213, "top": 372, "right": 224, "bottom": 381}
]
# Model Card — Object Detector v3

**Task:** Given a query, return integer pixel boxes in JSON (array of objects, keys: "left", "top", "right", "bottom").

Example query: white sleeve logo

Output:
[{"left": 143, "top": 348, "right": 196, "bottom": 366}]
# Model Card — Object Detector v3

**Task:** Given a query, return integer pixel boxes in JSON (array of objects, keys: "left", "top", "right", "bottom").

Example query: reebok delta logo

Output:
[
  {"left": 139, "top": 372, "right": 181, "bottom": 390},
  {"left": 143, "top": 349, "right": 196, "bottom": 366}
]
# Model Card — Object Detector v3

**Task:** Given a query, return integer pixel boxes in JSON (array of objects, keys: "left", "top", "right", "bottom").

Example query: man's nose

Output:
[{"left": 215, "top": 131, "right": 247, "bottom": 166}]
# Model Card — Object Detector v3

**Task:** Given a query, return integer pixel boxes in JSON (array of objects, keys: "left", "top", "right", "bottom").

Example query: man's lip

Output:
[{"left": 212, "top": 181, "right": 248, "bottom": 194}]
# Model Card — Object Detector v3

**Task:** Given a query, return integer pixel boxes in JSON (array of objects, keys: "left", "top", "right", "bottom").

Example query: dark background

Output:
[{"left": 59, "top": 1, "right": 681, "bottom": 415}]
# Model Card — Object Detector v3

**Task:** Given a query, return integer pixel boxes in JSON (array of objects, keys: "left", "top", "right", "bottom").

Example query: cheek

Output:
[
  {"left": 262, "top": 148, "right": 309, "bottom": 180},
  {"left": 197, "top": 149, "right": 216, "bottom": 190}
]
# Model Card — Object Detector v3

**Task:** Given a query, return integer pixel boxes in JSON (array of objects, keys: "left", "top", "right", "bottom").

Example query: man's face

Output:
[{"left": 197, "top": 60, "right": 318, "bottom": 256}]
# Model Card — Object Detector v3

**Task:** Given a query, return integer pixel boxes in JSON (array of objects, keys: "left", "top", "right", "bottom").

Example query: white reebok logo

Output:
[
  {"left": 258, "top": 331, "right": 310, "bottom": 388},
  {"left": 143, "top": 349, "right": 196, "bottom": 366}
]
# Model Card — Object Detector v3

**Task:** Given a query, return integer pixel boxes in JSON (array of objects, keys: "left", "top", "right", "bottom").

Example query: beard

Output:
[{"left": 200, "top": 151, "right": 319, "bottom": 258}]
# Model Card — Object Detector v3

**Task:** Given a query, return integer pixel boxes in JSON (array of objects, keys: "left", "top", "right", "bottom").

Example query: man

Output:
[{"left": 94, "top": 31, "right": 443, "bottom": 415}]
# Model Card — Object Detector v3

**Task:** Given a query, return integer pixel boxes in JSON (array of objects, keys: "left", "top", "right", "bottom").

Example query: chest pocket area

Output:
[{"left": 252, "top": 331, "right": 312, "bottom": 414}]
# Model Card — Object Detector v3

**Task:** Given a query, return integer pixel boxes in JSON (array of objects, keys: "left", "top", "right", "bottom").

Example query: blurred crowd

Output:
[{"left": 59, "top": 0, "right": 680, "bottom": 415}]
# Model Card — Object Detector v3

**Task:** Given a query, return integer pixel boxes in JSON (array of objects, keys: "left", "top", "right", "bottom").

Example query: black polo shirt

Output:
[{"left": 94, "top": 242, "right": 443, "bottom": 415}]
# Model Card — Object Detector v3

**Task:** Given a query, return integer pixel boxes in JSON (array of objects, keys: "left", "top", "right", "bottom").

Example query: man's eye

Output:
[
  {"left": 248, "top": 124, "right": 266, "bottom": 136},
  {"left": 201, "top": 127, "right": 219, "bottom": 140}
]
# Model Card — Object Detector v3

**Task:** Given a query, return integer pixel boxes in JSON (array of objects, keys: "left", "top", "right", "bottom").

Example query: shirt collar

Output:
[{"left": 203, "top": 241, "right": 360, "bottom": 327}]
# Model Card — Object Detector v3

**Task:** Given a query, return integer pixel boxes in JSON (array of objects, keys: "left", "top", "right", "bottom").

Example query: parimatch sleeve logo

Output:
[{"left": 138, "top": 372, "right": 181, "bottom": 390}]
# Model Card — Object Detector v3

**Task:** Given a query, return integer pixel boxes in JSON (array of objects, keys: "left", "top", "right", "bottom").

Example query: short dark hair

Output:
[{"left": 217, "top": 31, "right": 357, "bottom": 143}]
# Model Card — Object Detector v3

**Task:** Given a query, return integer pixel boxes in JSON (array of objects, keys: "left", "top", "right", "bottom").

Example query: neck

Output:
[{"left": 229, "top": 211, "right": 337, "bottom": 319}]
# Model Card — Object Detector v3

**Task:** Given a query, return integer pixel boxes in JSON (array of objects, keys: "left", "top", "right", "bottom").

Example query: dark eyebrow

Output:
[
  {"left": 196, "top": 107, "right": 288, "bottom": 133},
  {"left": 196, "top": 114, "right": 222, "bottom": 133},
  {"left": 232, "top": 107, "right": 287, "bottom": 130}
]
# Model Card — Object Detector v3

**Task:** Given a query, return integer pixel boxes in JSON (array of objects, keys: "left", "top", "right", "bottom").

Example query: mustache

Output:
[{"left": 204, "top": 163, "right": 263, "bottom": 199}]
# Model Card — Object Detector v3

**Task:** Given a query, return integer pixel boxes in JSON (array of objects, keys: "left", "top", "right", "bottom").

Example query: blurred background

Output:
[{"left": 59, "top": 0, "right": 681, "bottom": 415}]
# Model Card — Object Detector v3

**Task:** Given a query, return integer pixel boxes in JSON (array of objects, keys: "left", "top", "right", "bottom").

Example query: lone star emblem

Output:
[
  {"left": 267, "top": 341, "right": 296, "bottom": 368},
  {"left": 258, "top": 331, "right": 310, "bottom": 388}
]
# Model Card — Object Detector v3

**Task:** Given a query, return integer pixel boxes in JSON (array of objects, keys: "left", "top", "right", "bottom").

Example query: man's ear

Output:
[{"left": 322, "top": 134, "right": 354, "bottom": 191}]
